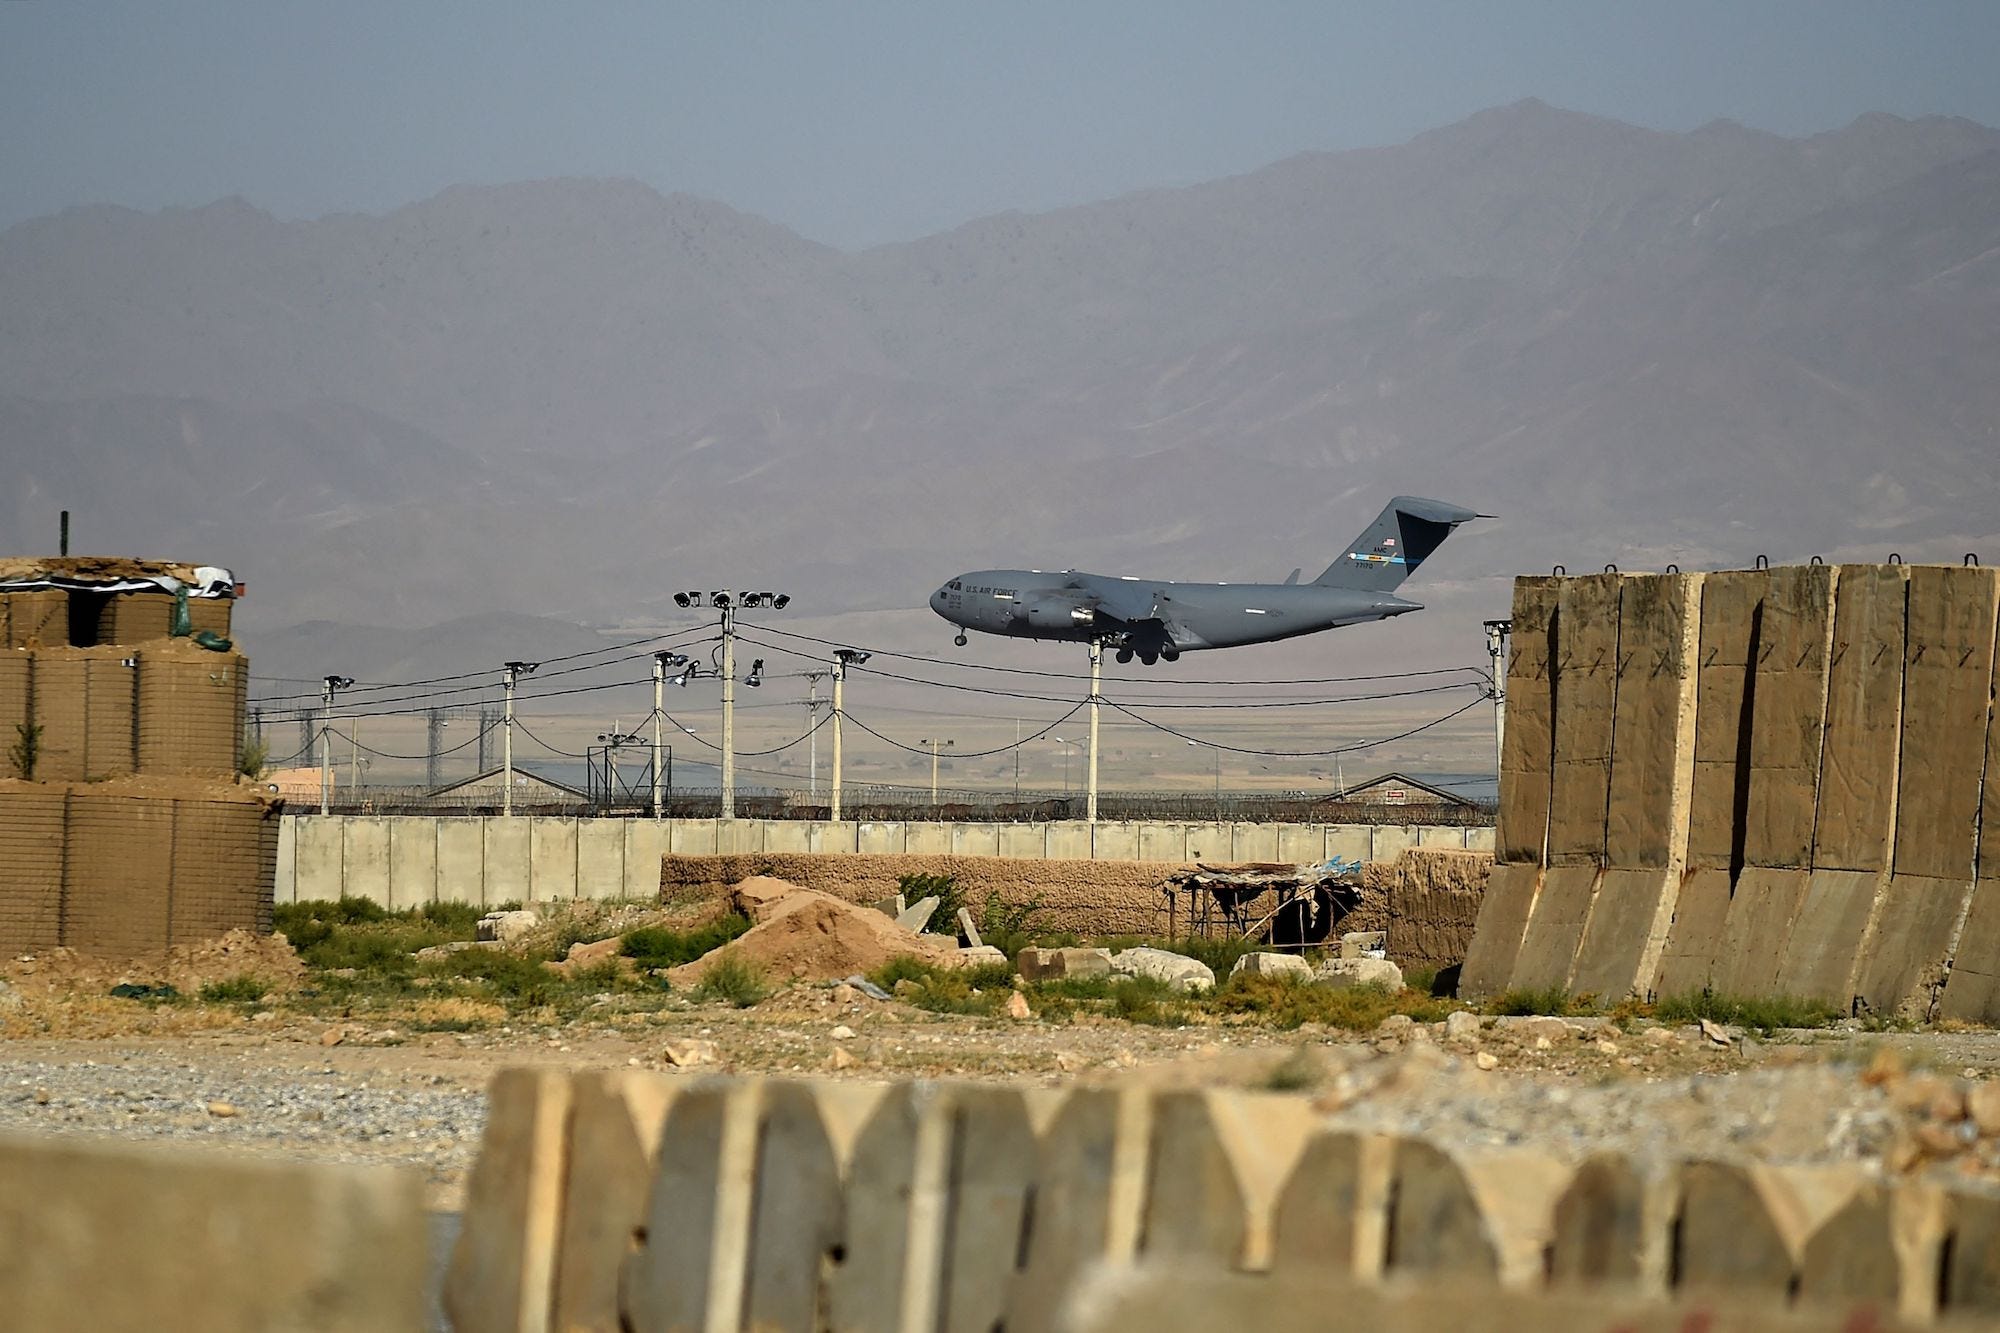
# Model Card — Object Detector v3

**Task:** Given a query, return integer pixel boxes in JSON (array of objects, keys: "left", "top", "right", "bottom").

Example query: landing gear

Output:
[
  {"left": 954, "top": 633, "right": 968, "bottom": 647},
  {"left": 1139, "top": 651, "right": 1159, "bottom": 666},
  {"left": 1161, "top": 649, "right": 1179, "bottom": 662},
  {"left": 1116, "top": 647, "right": 1134, "bottom": 664}
]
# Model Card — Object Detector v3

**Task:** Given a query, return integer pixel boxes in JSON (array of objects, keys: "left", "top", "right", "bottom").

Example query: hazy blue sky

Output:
[{"left": 5, "top": 1, "right": 1997, "bottom": 249}]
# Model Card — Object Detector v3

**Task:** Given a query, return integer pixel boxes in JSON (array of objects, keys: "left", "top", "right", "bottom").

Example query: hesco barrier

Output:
[
  {"left": 0, "top": 778, "right": 280, "bottom": 955},
  {"left": 1463, "top": 563, "right": 2000, "bottom": 1015},
  {"left": 273, "top": 815, "right": 1495, "bottom": 913},
  {"left": 0, "top": 588, "right": 67, "bottom": 648},
  {"left": 134, "top": 644, "right": 246, "bottom": 776},
  {"left": 27, "top": 648, "right": 137, "bottom": 781},
  {"left": 443, "top": 1069, "right": 2000, "bottom": 1333}
]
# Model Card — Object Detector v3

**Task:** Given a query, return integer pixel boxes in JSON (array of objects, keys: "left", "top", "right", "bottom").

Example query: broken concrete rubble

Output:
[
  {"left": 1317, "top": 957, "right": 1404, "bottom": 990},
  {"left": 1230, "top": 951, "right": 1315, "bottom": 981},
  {"left": 1017, "top": 946, "right": 1113, "bottom": 982},
  {"left": 477, "top": 911, "right": 540, "bottom": 947},
  {"left": 1108, "top": 947, "right": 1216, "bottom": 993}
]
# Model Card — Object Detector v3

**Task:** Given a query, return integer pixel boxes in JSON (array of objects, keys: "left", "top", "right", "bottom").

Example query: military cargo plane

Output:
[{"left": 930, "top": 496, "right": 1483, "bottom": 664}]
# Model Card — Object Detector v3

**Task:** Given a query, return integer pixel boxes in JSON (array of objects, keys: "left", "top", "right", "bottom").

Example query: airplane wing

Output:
[{"left": 1072, "top": 576, "right": 1160, "bottom": 624}]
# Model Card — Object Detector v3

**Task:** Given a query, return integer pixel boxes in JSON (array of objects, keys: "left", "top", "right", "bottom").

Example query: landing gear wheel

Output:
[
  {"left": 1139, "top": 651, "right": 1159, "bottom": 666},
  {"left": 954, "top": 633, "right": 968, "bottom": 647},
  {"left": 1116, "top": 647, "right": 1134, "bottom": 664},
  {"left": 1161, "top": 649, "right": 1179, "bottom": 662}
]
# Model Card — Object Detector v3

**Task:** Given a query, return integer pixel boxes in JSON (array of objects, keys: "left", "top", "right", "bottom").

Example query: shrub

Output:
[
  {"left": 1487, "top": 986, "right": 1600, "bottom": 1018},
  {"left": 693, "top": 956, "right": 768, "bottom": 1008},
  {"left": 426, "top": 947, "right": 567, "bottom": 1007},
  {"left": 9, "top": 722, "right": 40, "bottom": 780},
  {"left": 898, "top": 873, "right": 963, "bottom": 933},
  {"left": 621, "top": 914, "right": 752, "bottom": 970},
  {"left": 1654, "top": 989, "right": 1840, "bottom": 1034},
  {"left": 198, "top": 974, "right": 267, "bottom": 1004},
  {"left": 1211, "top": 974, "right": 1452, "bottom": 1031},
  {"left": 978, "top": 892, "right": 1044, "bottom": 958}
]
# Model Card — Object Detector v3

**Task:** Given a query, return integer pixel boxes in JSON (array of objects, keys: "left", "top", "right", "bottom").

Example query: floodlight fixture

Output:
[
  {"left": 711, "top": 591, "right": 733, "bottom": 609},
  {"left": 744, "top": 658, "right": 765, "bottom": 688},
  {"left": 325, "top": 674, "right": 356, "bottom": 692},
  {"left": 673, "top": 591, "right": 694, "bottom": 608},
  {"left": 833, "top": 648, "right": 871, "bottom": 667},
  {"left": 772, "top": 593, "right": 791, "bottom": 609},
  {"left": 504, "top": 660, "right": 540, "bottom": 675}
]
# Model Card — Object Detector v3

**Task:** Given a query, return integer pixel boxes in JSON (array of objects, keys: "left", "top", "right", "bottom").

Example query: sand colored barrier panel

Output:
[
  {"left": 1652, "top": 867, "right": 1733, "bottom": 998},
  {"left": 0, "top": 588, "right": 68, "bottom": 648},
  {"left": 1777, "top": 869, "right": 1888, "bottom": 1005},
  {"left": 0, "top": 651, "right": 26, "bottom": 771},
  {"left": 0, "top": 781, "right": 66, "bottom": 952},
  {"left": 445, "top": 1067, "right": 576, "bottom": 1333},
  {"left": 135, "top": 645, "right": 248, "bottom": 776},
  {"left": 1738, "top": 563, "right": 1836, "bottom": 872},
  {"left": 0, "top": 1132, "right": 425, "bottom": 1332},
  {"left": 1457, "top": 863, "right": 1542, "bottom": 1000},
  {"left": 1712, "top": 867, "right": 1813, "bottom": 997},
  {"left": 1547, "top": 572, "right": 1621, "bottom": 866},
  {"left": 1813, "top": 565, "right": 1909, "bottom": 872},
  {"left": 1269, "top": 1131, "right": 1395, "bottom": 1278},
  {"left": 1495, "top": 576, "right": 1558, "bottom": 865},
  {"left": 1939, "top": 615, "right": 2000, "bottom": 1021},
  {"left": 1568, "top": 867, "right": 1683, "bottom": 1001},
  {"left": 27, "top": 647, "right": 137, "bottom": 781},
  {"left": 1686, "top": 571, "right": 1764, "bottom": 873},
  {"left": 1604, "top": 572, "right": 1702, "bottom": 870},
  {"left": 1506, "top": 864, "right": 1601, "bottom": 992}
]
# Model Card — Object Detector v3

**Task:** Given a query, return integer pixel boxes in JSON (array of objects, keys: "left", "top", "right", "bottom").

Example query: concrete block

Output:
[
  {"left": 1855, "top": 874, "right": 1976, "bottom": 1018},
  {"left": 1229, "top": 951, "right": 1314, "bottom": 981},
  {"left": 273, "top": 812, "right": 297, "bottom": 905},
  {"left": 1945, "top": 1188, "right": 2000, "bottom": 1315},
  {"left": 666, "top": 817, "right": 719, "bottom": 856},
  {"left": 1497, "top": 575, "right": 1558, "bottom": 864},
  {"left": 742, "top": 1083, "right": 844, "bottom": 1331},
  {"left": 1548, "top": 1153, "right": 1666, "bottom": 1291},
  {"left": 1893, "top": 566, "right": 1998, "bottom": 880},
  {"left": 1017, "top": 946, "right": 1112, "bottom": 981},
  {"left": 1710, "top": 866, "right": 1811, "bottom": 997},
  {"left": 1137, "top": 822, "right": 1188, "bottom": 863},
  {"left": 1271, "top": 1131, "right": 1395, "bottom": 1277},
  {"left": 857, "top": 822, "right": 904, "bottom": 855},
  {"left": 1605, "top": 572, "right": 1701, "bottom": 869},
  {"left": 1385, "top": 1139, "right": 1571, "bottom": 1287},
  {"left": 1939, "top": 879, "right": 2000, "bottom": 1023},
  {"left": 1464, "top": 826, "right": 1496, "bottom": 852},
  {"left": 1653, "top": 868, "right": 1733, "bottom": 999},
  {"left": 1325, "top": 824, "right": 1373, "bottom": 863},
  {"left": 1687, "top": 571, "right": 1763, "bottom": 870},
  {"left": 1741, "top": 564, "right": 1836, "bottom": 870},
  {"left": 996, "top": 823, "right": 1046, "bottom": 859},
  {"left": 293, "top": 815, "right": 343, "bottom": 905},
  {"left": 714, "top": 819, "right": 761, "bottom": 856},
  {"left": 904, "top": 823, "right": 952, "bottom": 856},
  {"left": 529, "top": 816, "right": 579, "bottom": 902},
  {"left": 622, "top": 820, "right": 665, "bottom": 898},
  {"left": 551, "top": 1072, "right": 676, "bottom": 1333},
  {"left": 386, "top": 816, "right": 438, "bottom": 911},
  {"left": 436, "top": 818, "right": 486, "bottom": 906},
  {"left": 0, "top": 1134, "right": 425, "bottom": 1332},
  {"left": 1813, "top": 565, "right": 1908, "bottom": 872},
  {"left": 445, "top": 1067, "right": 575, "bottom": 1333},
  {"left": 1273, "top": 824, "right": 1320, "bottom": 862},
  {"left": 1340, "top": 931, "right": 1386, "bottom": 958},
  {"left": 1457, "top": 863, "right": 1542, "bottom": 1001},
  {"left": 340, "top": 817, "right": 391, "bottom": 905},
  {"left": 807, "top": 821, "right": 860, "bottom": 854},
  {"left": 574, "top": 819, "right": 625, "bottom": 901},
  {"left": 1110, "top": 947, "right": 1215, "bottom": 992},
  {"left": 1547, "top": 572, "right": 1621, "bottom": 865},
  {"left": 761, "top": 820, "right": 814, "bottom": 854},
  {"left": 1773, "top": 870, "right": 1883, "bottom": 1005},
  {"left": 1091, "top": 822, "right": 1141, "bottom": 861},
  {"left": 1796, "top": 1181, "right": 1919, "bottom": 1312},
  {"left": 937, "top": 1087, "right": 1039, "bottom": 1333},
  {"left": 1415, "top": 825, "right": 1463, "bottom": 848},
  {"left": 949, "top": 821, "right": 1001, "bottom": 858},
  {"left": 1673, "top": 1161, "right": 1803, "bottom": 1300},
  {"left": 896, "top": 896, "right": 940, "bottom": 933},
  {"left": 1139, "top": 1091, "right": 1317, "bottom": 1270},
  {"left": 1229, "top": 822, "right": 1281, "bottom": 862},
  {"left": 1566, "top": 867, "right": 1682, "bottom": 1001},
  {"left": 1044, "top": 821, "right": 1092, "bottom": 860},
  {"left": 825, "top": 1084, "right": 925, "bottom": 1333},
  {"left": 624, "top": 1082, "right": 749, "bottom": 1333},
  {"left": 483, "top": 817, "right": 531, "bottom": 906},
  {"left": 1507, "top": 864, "right": 1601, "bottom": 993},
  {"left": 1009, "top": 1088, "right": 1147, "bottom": 1332},
  {"left": 1370, "top": 825, "right": 1417, "bottom": 862}
]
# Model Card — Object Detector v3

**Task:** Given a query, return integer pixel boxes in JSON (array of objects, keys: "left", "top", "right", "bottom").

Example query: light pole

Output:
[
  {"left": 1188, "top": 739, "right": 1220, "bottom": 807},
  {"left": 672, "top": 590, "right": 788, "bottom": 820},
  {"left": 920, "top": 737, "right": 955, "bottom": 806},
  {"left": 501, "top": 660, "right": 539, "bottom": 817},
  {"left": 318, "top": 675, "right": 353, "bottom": 815},
  {"left": 1053, "top": 736, "right": 1075, "bottom": 795},
  {"left": 803, "top": 669, "right": 830, "bottom": 804},
  {"left": 597, "top": 725, "right": 642, "bottom": 811},
  {"left": 1086, "top": 639, "right": 1103, "bottom": 823},
  {"left": 1484, "top": 619, "right": 1511, "bottom": 791},
  {"left": 829, "top": 649, "right": 869, "bottom": 821}
]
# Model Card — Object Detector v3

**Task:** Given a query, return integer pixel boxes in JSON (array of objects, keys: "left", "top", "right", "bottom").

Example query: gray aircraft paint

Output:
[{"left": 931, "top": 496, "right": 1482, "bottom": 664}]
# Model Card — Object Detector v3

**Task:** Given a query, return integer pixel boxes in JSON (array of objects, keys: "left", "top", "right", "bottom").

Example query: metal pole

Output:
[
  {"left": 1086, "top": 639, "right": 1102, "bottom": 823},
  {"left": 350, "top": 716, "right": 360, "bottom": 793},
  {"left": 652, "top": 655, "right": 665, "bottom": 819},
  {"left": 831, "top": 661, "right": 845, "bottom": 822},
  {"left": 319, "top": 679, "right": 333, "bottom": 816},
  {"left": 1014, "top": 718, "right": 1021, "bottom": 798},
  {"left": 502, "top": 666, "right": 517, "bottom": 817},
  {"left": 720, "top": 604, "right": 736, "bottom": 820},
  {"left": 607, "top": 724, "right": 619, "bottom": 812},
  {"left": 1484, "top": 620, "right": 1511, "bottom": 793}
]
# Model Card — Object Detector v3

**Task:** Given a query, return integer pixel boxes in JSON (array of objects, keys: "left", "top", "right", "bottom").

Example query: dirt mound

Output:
[
  {"left": 669, "top": 882, "right": 952, "bottom": 987},
  {"left": 3, "top": 928, "right": 305, "bottom": 997}
]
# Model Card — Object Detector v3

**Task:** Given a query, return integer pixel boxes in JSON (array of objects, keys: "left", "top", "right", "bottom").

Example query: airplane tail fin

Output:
[{"left": 1313, "top": 495, "right": 1483, "bottom": 593}]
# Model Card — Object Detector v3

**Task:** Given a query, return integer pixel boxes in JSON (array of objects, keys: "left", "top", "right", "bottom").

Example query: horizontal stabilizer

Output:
[{"left": 1313, "top": 495, "right": 1482, "bottom": 593}]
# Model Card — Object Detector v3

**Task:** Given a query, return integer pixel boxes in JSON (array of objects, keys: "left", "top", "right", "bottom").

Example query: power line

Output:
[{"left": 1101, "top": 695, "right": 1488, "bottom": 758}]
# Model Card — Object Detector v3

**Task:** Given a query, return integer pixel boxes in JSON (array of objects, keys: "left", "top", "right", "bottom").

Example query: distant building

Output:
[
  {"left": 263, "top": 766, "right": 328, "bottom": 802},
  {"left": 1323, "top": 772, "right": 1478, "bottom": 809}
]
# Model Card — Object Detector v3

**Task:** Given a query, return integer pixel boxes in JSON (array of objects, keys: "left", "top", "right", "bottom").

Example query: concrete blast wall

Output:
[{"left": 1466, "top": 563, "right": 2000, "bottom": 1018}]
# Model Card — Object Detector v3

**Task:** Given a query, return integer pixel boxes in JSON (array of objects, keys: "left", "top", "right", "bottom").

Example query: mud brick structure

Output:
[{"left": 0, "top": 556, "right": 272, "bottom": 956}]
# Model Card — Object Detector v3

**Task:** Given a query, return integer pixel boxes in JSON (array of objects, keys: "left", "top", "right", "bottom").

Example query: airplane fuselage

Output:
[{"left": 931, "top": 570, "right": 1421, "bottom": 658}]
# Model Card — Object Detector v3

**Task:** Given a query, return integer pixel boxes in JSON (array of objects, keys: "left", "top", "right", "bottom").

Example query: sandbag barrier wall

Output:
[
  {"left": 445, "top": 1068, "right": 2000, "bottom": 1333},
  {"left": 0, "top": 780, "right": 280, "bottom": 954},
  {"left": 1461, "top": 564, "right": 2000, "bottom": 1016},
  {"left": 0, "top": 646, "right": 247, "bottom": 781},
  {"left": 273, "top": 815, "right": 1495, "bottom": 912}
]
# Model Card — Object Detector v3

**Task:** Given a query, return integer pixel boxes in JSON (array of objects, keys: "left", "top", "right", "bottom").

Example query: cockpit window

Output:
[{"left": 948, "top": 580, "right": 962, "bottom": 591}]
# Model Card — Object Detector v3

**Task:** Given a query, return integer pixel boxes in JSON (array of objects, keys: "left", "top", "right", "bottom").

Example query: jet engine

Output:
[{"left": 1014, "top": 594, "right": 1098, "bottom": 631}]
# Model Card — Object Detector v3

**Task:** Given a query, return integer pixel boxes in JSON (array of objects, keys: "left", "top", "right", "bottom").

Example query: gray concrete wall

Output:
[{"left": 274, "top": 815, "right": 1493, "bottom": 907}]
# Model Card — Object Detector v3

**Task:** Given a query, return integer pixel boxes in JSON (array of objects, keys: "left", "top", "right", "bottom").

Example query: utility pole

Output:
[
  {"left": 477, "top": 707, "right": 497, "bottom": 772},
  {"left": 652, "top": 653, "right": 668, "bottom": 819},
  {"left": 670, "top": 590, "right": 789, "bottom": 822},
  {"left": 804, "top": 670, "right": 830, "bottom": 804},
  {"left": 1086, "top": 639, "right": 1103, "bottom": 823},
  {"left": 426, "top": 709, "right": 444, "bottom": 789},
  {"left": 318, "top": 675, "right": 352, "bottom": 815},
  {"left": 920, "top": 737, "right": 954, "bottom": 805},
  {"left": 1014, "top": 718, "right": 1021, "bottom": 799},
  {"left": 829, "top": 648, "right": 869, "bottom": 821},
  {"left": 1484, "top": 619, "right": 1511, "bottom": 792},
  {"left": 501, "top": 661, "right": 538, "bottom": 817}
]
